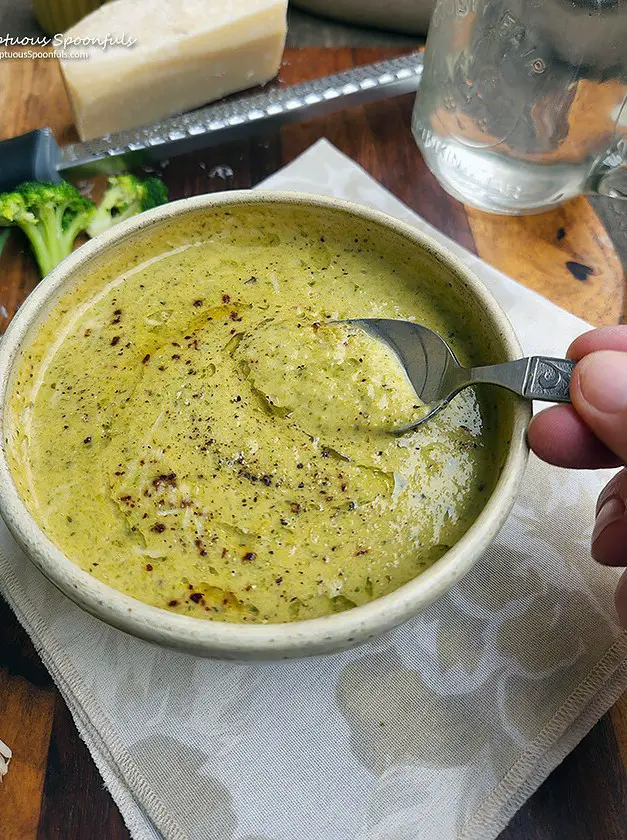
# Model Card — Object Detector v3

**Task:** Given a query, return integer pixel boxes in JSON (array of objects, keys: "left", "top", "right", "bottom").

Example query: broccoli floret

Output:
[
  {"left": 87, "top": 174, "right": 169, "bottom": 238},
  {"left": 0, "top": 181, "right": 95, "bottom": 277}
]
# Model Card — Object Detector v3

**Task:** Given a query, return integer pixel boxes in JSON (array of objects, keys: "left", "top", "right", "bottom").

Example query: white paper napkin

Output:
[{"left": 1, "top": 140, "right": 625, "bottom": 840}]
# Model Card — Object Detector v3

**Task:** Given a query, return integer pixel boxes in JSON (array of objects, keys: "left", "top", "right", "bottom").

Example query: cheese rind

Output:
[{"left": 60, "top": 0, "right": 288, "bottom": 140}]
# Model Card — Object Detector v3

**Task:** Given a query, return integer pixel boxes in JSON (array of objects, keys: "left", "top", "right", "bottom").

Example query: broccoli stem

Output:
[
  {"left": 35, "top": 206, "right": 68, "bottom": 276},
  {"left": 0, "top": 229, "right": 10, "bottom": 257},
  {"left": 20, "top": 221, "right": 57, "bottom": 277}
]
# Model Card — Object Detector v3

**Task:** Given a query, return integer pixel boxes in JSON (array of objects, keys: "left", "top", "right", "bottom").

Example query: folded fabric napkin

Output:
[{"left": 1, "top": 140, "right": 625, "bottom": 840}]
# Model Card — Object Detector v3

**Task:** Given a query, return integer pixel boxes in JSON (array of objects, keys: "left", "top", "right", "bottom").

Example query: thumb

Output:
[{"left": 570, "top": 350, "right": 627, "bottom": 464}]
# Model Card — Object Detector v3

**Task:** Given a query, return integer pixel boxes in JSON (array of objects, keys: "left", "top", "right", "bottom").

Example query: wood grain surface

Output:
[{"left": 0, "top": 46, "right": 625, "bottom": 840}]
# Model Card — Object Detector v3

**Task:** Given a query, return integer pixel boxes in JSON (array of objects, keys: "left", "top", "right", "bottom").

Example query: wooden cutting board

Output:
[{"left": 0, "top": 46, "right": 625, "bottom": 840}]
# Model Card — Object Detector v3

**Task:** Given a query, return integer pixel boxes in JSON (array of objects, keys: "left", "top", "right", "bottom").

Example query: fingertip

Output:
[
  {"left": 596, "top": 469, "right": 627, "bottom": 515},
  {"left": 567, "top": 328, "right": 597, "bottom": 360},
  {"left": 592, "top": 471, "right": 627, "bottom": 569},
  {"left": 527, "top": 407, "right": 564, "bottom": 463},
  {"left": 591, "top": 497, "right": 627, "bottom": 566},
  {"left": 528, "top": 405, "right": 622, "bottom": 469},
  {"left": 568, "top": 325, "right": 627, "bottom": 361}
]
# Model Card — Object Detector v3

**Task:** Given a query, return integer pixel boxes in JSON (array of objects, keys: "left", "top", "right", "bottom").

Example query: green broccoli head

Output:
[
  {"left": 87, "top": 174, "right": 169, "bottom": 238},
  {"left": 140, "top": 176, "right": 169, "bottom": 211},
  {"left": 0, "top": 181, "right": 95, "bottom": 277},
  {"left": 0, "top": 191, "right": 35, "bottom": 227}
]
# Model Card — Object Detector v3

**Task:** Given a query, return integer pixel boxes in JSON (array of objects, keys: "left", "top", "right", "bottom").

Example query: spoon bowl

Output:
[{"left": 345, "top": 318, "right": 577, "bottom": 433}]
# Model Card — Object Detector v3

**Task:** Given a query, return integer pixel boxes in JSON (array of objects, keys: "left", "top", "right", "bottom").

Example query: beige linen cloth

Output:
[{"left": 0, "top": 140, "right": 626, "bottom": 840}]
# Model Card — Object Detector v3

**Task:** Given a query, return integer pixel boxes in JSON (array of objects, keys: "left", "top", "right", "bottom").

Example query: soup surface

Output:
[{"left": 7, "top": 204, "right": 501, "bottom": 623}]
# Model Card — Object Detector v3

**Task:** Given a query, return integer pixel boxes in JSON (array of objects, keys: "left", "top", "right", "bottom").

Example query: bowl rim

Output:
[{"left": 0, "top": 190, "right": 530, "bottom": 658}]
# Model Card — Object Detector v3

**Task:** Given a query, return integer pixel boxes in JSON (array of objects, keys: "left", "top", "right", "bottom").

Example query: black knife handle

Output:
[{"left": 0, "top": 129, "right": 62, "bottom": 192}]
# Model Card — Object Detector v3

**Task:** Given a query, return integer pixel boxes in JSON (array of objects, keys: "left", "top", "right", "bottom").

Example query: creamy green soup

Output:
[{"left": 6, "top": 203, "right": 503, "bottom": 623}]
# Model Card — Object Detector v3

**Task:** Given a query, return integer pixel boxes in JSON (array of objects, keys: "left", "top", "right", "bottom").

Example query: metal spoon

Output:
[{"left": 344, "top": 319, "right": 576, "bottom": 433}]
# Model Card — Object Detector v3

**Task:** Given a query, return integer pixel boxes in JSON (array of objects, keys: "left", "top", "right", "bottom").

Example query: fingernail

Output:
[
  {"left": 592, "top": 496, "right": 625, "bottom": 545},
  {"left": 577, "top": 352, "right": 627, "bottom": 414}
]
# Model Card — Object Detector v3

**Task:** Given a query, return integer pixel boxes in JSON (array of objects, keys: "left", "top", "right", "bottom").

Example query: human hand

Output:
[{"left": 528, "top": 326, "right": 627, "bottom": 627}]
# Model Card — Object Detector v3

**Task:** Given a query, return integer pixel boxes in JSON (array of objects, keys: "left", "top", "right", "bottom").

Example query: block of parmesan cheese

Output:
[{"left": 59, "top": 0, "right": 288, "bottom": 141}]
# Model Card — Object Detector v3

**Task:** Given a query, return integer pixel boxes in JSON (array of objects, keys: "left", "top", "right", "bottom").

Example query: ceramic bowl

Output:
[{"left": 0, "top": 192, "right": 530, "bottom": 659}]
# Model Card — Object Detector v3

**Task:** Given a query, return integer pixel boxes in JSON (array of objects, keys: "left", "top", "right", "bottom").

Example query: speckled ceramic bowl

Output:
[{"left": 0, "top": 192, "right": 530, "bottom": 660}]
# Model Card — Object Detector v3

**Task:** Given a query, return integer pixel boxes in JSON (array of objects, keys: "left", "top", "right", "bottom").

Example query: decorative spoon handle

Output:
[
  {"left": 521, "top": 357, "right": 577, "bottom": 402},
  {"left": 466, "top": 357, "right": 576, "bottom": 403}
]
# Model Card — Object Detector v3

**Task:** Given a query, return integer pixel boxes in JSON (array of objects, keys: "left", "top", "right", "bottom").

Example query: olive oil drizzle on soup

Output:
[{"left": 7, "top": 205, "right": 500, "bottom": 623}]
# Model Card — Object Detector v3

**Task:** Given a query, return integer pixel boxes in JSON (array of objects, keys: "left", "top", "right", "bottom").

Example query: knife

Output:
[{"left": 0, "top": 53, "right": 423, "bottom": 193}]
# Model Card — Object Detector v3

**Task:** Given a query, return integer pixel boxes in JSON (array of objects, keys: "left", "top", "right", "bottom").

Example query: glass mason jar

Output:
[{"left": 412, "top": 0, "right": 627, "bottom": 214}]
